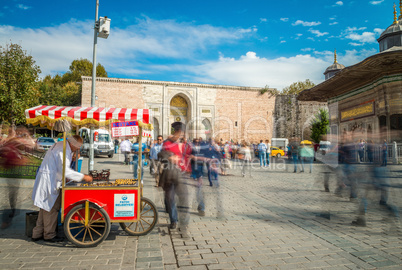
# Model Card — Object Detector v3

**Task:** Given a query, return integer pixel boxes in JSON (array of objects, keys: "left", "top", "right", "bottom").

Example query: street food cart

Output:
[{"left": 25, "top": 105, "right": 158, "bottom": 247}]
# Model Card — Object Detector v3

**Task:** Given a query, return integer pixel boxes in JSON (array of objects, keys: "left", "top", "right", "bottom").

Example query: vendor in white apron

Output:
[{"left": 31, "top": 135, "right": 93, "bottom": 242}]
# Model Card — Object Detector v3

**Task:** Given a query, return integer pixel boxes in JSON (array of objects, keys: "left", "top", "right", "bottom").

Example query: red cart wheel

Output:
[
  {"left": 120, "top": 197, "right": 158, "bottom": 236},
  {"left": 64, "top": 203, "right": 111, "bottom": 247}
]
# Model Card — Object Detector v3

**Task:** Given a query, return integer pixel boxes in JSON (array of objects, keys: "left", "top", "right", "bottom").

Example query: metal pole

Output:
[{"left": 89, "top": 0, "right": 99, "bottom": 172}]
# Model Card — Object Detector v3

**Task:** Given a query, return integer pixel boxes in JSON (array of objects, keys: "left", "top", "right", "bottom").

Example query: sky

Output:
[{"left": 0, "top": 0, "right": 399, "bottom": 90}]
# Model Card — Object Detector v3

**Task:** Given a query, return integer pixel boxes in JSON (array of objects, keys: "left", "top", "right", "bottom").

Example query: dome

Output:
[
  {"left": 378, "top": 21, "right": 402, "bottom": 42},
  {"left": 323, "top": 50, "right": 345, "bottom": 80},
  {"left": 324, "top": 62, "right": 345, "bottom": 74},
  {"left": 377, "top": 4, "right": 402, "bottom": 52}
]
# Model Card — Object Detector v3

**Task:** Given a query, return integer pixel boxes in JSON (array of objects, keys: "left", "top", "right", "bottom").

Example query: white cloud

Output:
[
  {"left": 370, "top": 0, "right": 384, "bottom": 5},
  {"left": 17, "top": 4, "right": 31, "bottom": 10},
  {"left": 349, "top": 42, "right": 364, "bottom": 46},
  {"left": 329, "top": 22, "right": 338, "bottom": 25},
  {"left": 333, "top": 1, "right": 343, "bottom": 6},
  {"left": 190, "top": 52, "right": 330, "bottom": 89},
  {"left": 0, "top": 17, "right": 253, "bottom": 77},
  {"left": 292, "top": 20, "right": 321, "bottom": 27},
  {"left": 280, "top": 18, "right": 289, "bottom": 22},
  {"left": 342, "top": 27, "right": 381, "bottom": 44},
  {"left": 309, "top": 29, "right": 329, "bottom": 37},
  {"left": 260, "top": 18, "right": 267, "bottom": 23},
  {"left": 280, "top": 40, "right": 286, "bottom": 43},
  {"left": 329, "top": 17, "right": 337, "bottom": 21},
  {"left": 301, "top": 48, "right": 314, "bottom": 52}
]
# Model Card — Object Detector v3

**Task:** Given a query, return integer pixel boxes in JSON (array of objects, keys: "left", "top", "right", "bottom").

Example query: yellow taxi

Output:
[{"left": 270, "top": 147, "right": 285, "bottom": 157}]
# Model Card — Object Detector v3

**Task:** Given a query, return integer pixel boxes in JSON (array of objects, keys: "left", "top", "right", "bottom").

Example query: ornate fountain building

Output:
[{"left": 298, "top": 3, "right": 402, "bottom": 143}]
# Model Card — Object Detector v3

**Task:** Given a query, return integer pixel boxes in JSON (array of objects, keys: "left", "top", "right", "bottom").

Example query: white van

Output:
[
  {"left": 271, "top": 138, "right": 289, "bottom": 150},
  {"left": 79, "top": 128, "right": 114, "bottom": 158}
]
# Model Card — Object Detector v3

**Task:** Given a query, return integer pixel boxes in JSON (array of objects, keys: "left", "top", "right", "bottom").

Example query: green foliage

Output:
[
  {"left": 310, "top": 109, "right": 330, "bottom": 143},
  {"left": 37, "top": 58, "right": 108, "bottom": 106},
  {"left": 259, "top": 85, "right": 280, "bottom": 96},
  {"left": 282, "top": 79, "right": 315, "bottom": 95},
  {"left": 0, "top": 43, "right": 41, "bottom": 127}
]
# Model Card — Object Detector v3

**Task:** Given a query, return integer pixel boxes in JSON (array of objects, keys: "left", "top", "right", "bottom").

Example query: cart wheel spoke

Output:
[
  {"left": 141, "top": 215, "right": 154, "bottom": 218},
  {"left": 73, "top": 227, "right": 86, "bottom": 239},
  {"left": 89, "top": 209, "right": 98, "bottom": 224},
  {"left": 89, "top": 225, "right": 103, "bottom": 237},
  {"left": 89, "top": 217, "right": 105, "bottom": 225},
  {"left": 140, "top": 218, "right": 152, "bottom": 226},
  {"left": 87, "top": 227, "right": 94, "bottom": 242},
  {"left": 139, "top": 220, "right": 145, "bottom": 231},
  {"left": 82, "top": 228, "right": 88, "bottom": 243},
  {"left": 126, "top": 222, "right": 135, "bottom": 229},
  {"left": 141, "top": 208, "right": 152, "bottom": 215}
]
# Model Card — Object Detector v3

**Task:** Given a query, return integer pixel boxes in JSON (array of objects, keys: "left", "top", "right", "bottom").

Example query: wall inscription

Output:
[{"left": 340, "top": 102, "right": 375, "bottom": 122}]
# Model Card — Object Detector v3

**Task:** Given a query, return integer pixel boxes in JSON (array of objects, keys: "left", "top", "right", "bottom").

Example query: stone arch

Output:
[
  {"left": 201, "top": 118, "right": 212, "bottom": 140},
  {"left": 169, "top": 93, "right": 192, "bottom": 135},
  {"left": 153, "top": 117, "right": 160, "bottom": 139}
]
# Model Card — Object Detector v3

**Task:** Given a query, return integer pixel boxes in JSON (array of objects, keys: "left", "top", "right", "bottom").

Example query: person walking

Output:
[
  {"left": 150, "top": 135, "right": 163, "bottom": 186},
  {"left": 190, "top": 138, "right": 206, "bottom": 216},
  {"left": 119, "top": 138, "right": 132, "bottom": 165},
  {"left": 265, "top": 139, "right": 271, "bottom": 166},
  {"left": 132, "top": 138, "right": 147, "bottom": 182},
  {"left": 299, "top": 143, "right": 314, "bottom": 173},
  {"left": 239, "top": 142, "right": 252, "bottom": 177},
  {"left": 381, "top": 139, "right": 388, "bottom": 166},
  {"left": 257, "top": 140, "right": 267, "bottom": 167},
  {"left": 158, "top": 122, "right": 190, "bottom": 231},
  {"left": 114, "top": 138, "right": 120, "bottom": 154}
]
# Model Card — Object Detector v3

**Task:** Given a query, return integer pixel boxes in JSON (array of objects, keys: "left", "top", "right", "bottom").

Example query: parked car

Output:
[
  {"left": 35, "top": 137, "right": 55, "bottom": 151},
  {"left": 318, "top": 141, "right": 332, "bottom": 155},
  {"left": 271, "top": 146, "right": 285, "bottom": 157}
]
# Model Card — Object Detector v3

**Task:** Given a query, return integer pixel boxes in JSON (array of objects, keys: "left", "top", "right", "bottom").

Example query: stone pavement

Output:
[{"left": 1, "top": 154, "right": 401, "bottom": 269}]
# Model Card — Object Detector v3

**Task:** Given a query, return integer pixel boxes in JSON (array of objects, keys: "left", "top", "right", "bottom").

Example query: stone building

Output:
[
  {"left": 81, "top": 77, "right": 276, "bottom": 142},
  {"left": 298, "top": 4, "right": 402, "bottom": 143},
  {"left": 273, "top": 95, "right": 327, "bottom": 140}
]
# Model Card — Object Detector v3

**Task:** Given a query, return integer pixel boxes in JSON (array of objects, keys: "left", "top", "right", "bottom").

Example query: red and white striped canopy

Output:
[{"left": 25, "top": 105, "right": 152, "bottom": 131}]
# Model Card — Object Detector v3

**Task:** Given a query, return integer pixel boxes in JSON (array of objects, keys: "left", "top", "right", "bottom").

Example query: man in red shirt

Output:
[{"left": 159, "top": 122, "right": 190, "bottom": 231}]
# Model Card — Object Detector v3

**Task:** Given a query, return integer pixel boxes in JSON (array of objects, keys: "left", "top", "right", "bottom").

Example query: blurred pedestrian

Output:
[
  {"left": 190, "top": 138, "right": 206, "bottom": 216},
  {"left": 132, "top": 138, "right": 147, "bottom": 182},
  {"left": 239, "top": 142, "right": 252, "bottom": 177},
  {"left": 0, "top": 127, "right": 35, "bottom": 229},
  {"left": 119, "top": 138, "right": 132, "bottom": 165},
  {"left": 300, "top": 143, "right": 314, "bottom": 173},
  {"left": 114, "top": 138, "right": 120, "bottom": 154},
  {"left": 150, "top": 135, "right": 163, "bottom": 186},
  {"left": 381, "top": 139, "right": 387, "bottom": 166},
  {"left": 257, "top": 140, "right": 267, "bottom": 167},
  {"left": 158, "top": 122, "right": 190, "bottom": 232},
  {"left": 265, "top": 139, "right": 271, "bottom": 166}
]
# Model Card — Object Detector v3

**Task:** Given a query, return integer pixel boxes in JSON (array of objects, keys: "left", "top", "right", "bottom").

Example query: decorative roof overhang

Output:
[{"left": 298, "top": 47, "right": 402, "bottom": 102}]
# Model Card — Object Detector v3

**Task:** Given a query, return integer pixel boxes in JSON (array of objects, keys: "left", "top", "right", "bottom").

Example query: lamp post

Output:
[{"left": 89, "top": 0, "right": 110, "bottom": 171}]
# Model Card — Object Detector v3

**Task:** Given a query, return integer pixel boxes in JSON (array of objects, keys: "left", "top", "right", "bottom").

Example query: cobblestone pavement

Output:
[{"left": 1, "top": 154, "right": 401, "bottom": 269}]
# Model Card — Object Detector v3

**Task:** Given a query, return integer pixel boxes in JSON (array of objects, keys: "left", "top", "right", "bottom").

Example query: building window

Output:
[
  {"left": 235, "top": 121, "right": 238, "bottom": 127},
  {"left": 379, "top": 115, "right": 387, "bottom": 128},
  {"left": 390, "top": 114, "right": 402, "bottom": 130}
]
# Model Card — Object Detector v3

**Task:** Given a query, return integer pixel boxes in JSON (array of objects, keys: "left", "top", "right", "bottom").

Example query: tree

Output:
[
  {"left": 0, "top": 43, "right": 41, "bottom": 132},
  {"left": 61, "top": 58, "right": 107, "bottom": 84},
  {"left": 259, "top": 85, "right": 280, "bottom": 96},
  {"left": 37, "top": 58, "right": 107, "bottom": 106},
  {"left": 282, "top": 79, "right": 315, "bottom": 95},
  {"left": 310, "top": 109, "right": 330, "bottom": 143}
]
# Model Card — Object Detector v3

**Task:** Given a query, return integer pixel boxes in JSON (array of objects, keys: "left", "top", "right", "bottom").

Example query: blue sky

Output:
[{"left": 0, "top": 0, "right": 398, "bottom": 90}]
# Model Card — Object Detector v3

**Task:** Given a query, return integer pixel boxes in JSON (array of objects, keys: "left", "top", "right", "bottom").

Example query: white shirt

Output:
[
  {"left": 32, "top": 141, "right": 84, "bottom": 212},
  {"left": 119, "top": 139, "right": 132, "bottom": 152}
]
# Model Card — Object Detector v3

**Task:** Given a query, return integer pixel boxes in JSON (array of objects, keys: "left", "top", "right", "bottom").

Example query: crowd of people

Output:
[{"left": 1, "top": 123, "right": 399, "bottom": 240}]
